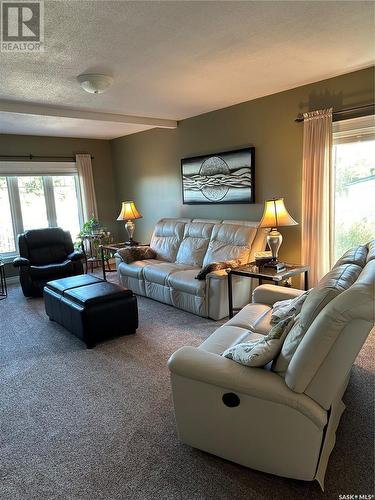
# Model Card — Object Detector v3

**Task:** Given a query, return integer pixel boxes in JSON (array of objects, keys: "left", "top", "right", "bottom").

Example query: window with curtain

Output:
[
  {"left": 0, "top": 162, "right": 83, "bottom": 256},
  {"left": 332, "top": 115, "right": 375, "bottom": 261}
]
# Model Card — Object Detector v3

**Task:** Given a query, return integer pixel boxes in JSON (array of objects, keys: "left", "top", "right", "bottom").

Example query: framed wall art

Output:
[{"left": 181, "top": 147, "right": 255, "bottom": 204}]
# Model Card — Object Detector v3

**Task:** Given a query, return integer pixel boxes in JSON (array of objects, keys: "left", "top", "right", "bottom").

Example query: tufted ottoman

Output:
[{"left": 44, "top": 274, "right": 138, "bottom": 348}]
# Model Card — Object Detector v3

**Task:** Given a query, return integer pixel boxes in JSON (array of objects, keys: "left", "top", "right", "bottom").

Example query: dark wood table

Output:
[{"left": 227, "top": 262, "right": 309, "bottom": 318}]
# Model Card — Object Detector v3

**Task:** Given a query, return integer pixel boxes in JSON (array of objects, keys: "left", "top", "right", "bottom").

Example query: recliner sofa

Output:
[
  {"left": 13, "top": 227, "right": 84, "bottom": 297},
  {"left": 168, "top": 241, "right": 375, "bottom": 488},
  {"left": 116, "top": 218, "right": 267, "bottom": 320}
]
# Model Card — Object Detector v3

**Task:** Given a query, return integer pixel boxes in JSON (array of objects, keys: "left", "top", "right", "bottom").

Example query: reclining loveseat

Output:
[{"left": 168, "top": 241, "right": 375, "bottom": 488}]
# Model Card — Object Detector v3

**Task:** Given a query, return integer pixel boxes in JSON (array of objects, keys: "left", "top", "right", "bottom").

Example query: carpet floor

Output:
[{"left": 0, "top": 280, "right": 374, "bottom": 500}]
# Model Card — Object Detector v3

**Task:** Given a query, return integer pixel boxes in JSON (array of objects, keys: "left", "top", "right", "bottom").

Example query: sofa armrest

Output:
[
  {"left": 205, "top": 269, "right": 228, "bottom": 280},
  {"left": 13, "top": 257, "right": 30, "bottom": 267},
  {"left": 168, "top": 346, "right": 326, "bottom": 428},
  {"left": 67, "top": 251, "right": 84, "bottom": 262},
  {"left": 252, "top": 284, "right": 304, "bottom": 306}
]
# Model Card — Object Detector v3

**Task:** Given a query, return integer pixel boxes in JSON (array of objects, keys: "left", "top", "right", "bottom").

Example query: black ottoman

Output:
[{"left": 44, "top": 274, "right": 138, "bottom": 348}]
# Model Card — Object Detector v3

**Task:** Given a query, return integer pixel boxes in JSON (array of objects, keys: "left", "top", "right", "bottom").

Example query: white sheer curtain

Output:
[
  {"left": 301, "top": 108, "right": 333, "bottom": 287},
  {"left": 76, "top": 154, "right": 98, "bottom": 221}
]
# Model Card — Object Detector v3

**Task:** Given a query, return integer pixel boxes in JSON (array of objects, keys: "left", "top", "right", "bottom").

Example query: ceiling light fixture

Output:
[{"left": 77, "top": 74, "right": 113, "bottom": 95}]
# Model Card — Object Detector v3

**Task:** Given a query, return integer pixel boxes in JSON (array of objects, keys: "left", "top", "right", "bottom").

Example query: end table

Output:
[
  {"left": 0, "top": 258, "right": 8, "bottom": 300},
  {"left": 227, "top": 262, "right": 309, "bottom": 318}
]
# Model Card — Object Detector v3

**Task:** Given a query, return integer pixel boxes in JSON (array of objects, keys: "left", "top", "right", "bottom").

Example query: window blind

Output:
[{"left": 0, "top": 161, "right": 76, "bottom": 176}]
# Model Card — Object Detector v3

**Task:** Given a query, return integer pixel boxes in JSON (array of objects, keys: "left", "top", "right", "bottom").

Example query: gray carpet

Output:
[{"left": 0, "top": 280, "right": 374, "bottom": 500}]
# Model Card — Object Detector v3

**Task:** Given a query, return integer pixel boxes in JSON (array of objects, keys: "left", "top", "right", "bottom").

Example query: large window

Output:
[
  {"left": 0, "top": 167, "right": 83, "bottom": 255},
  {"left": 333, "top": 116, "right": 375, "bottom": 261}
]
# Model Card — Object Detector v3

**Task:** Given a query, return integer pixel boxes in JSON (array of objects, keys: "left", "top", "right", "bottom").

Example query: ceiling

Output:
[{"left": 0, "top": 0, "right": 373, "bottom": 140}]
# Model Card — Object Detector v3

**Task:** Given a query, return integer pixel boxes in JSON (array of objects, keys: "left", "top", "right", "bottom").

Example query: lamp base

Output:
[
  {"left": 125, "top": 239, "right": 139, "bottom": 247},
  {"left": 263, "top": 259, "right": 286, "bottom": 272}
]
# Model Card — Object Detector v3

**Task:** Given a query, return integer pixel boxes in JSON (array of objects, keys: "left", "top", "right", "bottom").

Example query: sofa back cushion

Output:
[
  {"left": 175, "top": 222, "right": 215, "bottom": 266},
  {"left": 150, "top": 219, "right": 187, "bottom": 262},
  {"left": 202, "top": 223, "right": 257, "bottom": 267},
  {"left": 285, "top": 259, "right": 375, "bottom": 409},
  {"left": 273, "top": 262, "right": 363, "bottom": 376},
  {"left": 22, "top": 228, "right": 71, "bottom": 266},
  {"left": 332, "top": 244, "right": 368, "bottom": 268}
]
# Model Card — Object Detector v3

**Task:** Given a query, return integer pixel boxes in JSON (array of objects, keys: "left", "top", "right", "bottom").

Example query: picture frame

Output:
[{"left": 181, "top": 147, "right": 255, "bottom": 205}]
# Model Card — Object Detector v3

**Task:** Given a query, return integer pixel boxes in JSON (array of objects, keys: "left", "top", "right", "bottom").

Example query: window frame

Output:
[{"left": 0, "top": 171, "right": 83, "bottom": 259}]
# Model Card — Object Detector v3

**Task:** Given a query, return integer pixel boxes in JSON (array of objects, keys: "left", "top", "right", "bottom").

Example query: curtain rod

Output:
[
  {"left": 0, "top": 154, "right": 94, "bottom": 160},
  {"left": 295, "top": 103, "right": 375, "bottom": 122}
]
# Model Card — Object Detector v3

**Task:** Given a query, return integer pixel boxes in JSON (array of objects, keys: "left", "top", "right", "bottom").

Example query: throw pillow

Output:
[
  {"left": 271, "top": 291, "right": 309, "bottom": 325},
  {"left": 116, "top": 246, "right": 156, "bottom": 264},
  {"left": 222, "top": 317, "right": 294, "bottom": 368},
  {"left": 195, "top": 259, "right": 242, "bottom": 280}
]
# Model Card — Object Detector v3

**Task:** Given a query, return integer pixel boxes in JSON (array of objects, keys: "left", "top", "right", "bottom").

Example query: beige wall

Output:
[
  {"left": 0, "top": 134, "right": 116, "bottom": 276},
  {"left": 111, "top": 67, "right": 374, "bottom": 265}
]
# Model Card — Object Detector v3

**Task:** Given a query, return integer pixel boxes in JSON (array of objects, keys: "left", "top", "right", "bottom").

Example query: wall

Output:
[
  {"left": 111, "top": 67, "right": 374, "bottom": 265},
  {"left": 0, "top": 134, "right": 116, "bottom": 277}
]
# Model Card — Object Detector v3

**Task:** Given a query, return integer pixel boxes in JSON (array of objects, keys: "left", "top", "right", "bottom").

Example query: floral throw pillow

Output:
[
  {"left": 222, "top": 317, "right": 294, "bottom": 368},
  {"left": 271, "top": 291, "right": 310, "bottom": 325}
]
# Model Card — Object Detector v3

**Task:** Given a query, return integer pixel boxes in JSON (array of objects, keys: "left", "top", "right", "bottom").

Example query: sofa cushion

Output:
[
  {"left": 29, "top": 260, "right": 75, "bottom": 280},
  {"left": 150, "top": 219, "right": 187, "bottom": 262},
  {"left": 333, "top": 244, "right": 368, "bottom": 268},
  {"left": 366, "top": 240, "right": 375, "bottom": 262},
  {"left": 175, "top": 222, "right": 215, "bottom": 266},
  {"left": 225, "top": 302, "right": 271, "bottom": 331},
  {"left": 199, "top": 325, "right": 264, "bottom": 355},
  {"left": 118, "top": 259, "right": 164, "bottom": 279},
  {"left": 143, "top": 262, "right": 195, "bottom": 286},
  {"left": 222, "top": 317, "right": 294, "bottom": 367},
  {"left": 273, "top": 263, "right": 363, "bottom": 375},
  {"left": 203, "top": 223, "right": 256, "bottom": 267},
  {"left": 168, "top": 269, "right": 206, "bottom": 296}
]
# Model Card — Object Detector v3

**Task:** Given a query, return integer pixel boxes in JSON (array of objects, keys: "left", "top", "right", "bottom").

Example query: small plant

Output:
[
  {"left": 79, "top": 216, "right": 102, "bottom": 237},
  {"left": 75, "top": 216, "right": 113, "bottom": 260}
]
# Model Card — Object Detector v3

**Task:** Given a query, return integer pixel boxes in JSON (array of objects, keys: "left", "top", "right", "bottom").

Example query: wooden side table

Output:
[{"left": 227, "top": 262, "right": 309, "bottom": 318}]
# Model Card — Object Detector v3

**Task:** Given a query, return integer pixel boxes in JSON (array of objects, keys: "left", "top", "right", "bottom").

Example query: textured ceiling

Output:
[{"left": 0, "top": 0, "right": 374, "bottom": 139}]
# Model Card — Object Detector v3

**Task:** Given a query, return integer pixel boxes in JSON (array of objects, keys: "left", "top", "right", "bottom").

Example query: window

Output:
[
  {"left": 333, "top": 116, "right": 375, "bottom": 261},
  {"left": 18, "top": 176, "right": 49, "bottom": 230},
  {"left": 0, "top": 177, "right": 16, "bottom": 253},
  {"left": 0, "top": 163, "right": 83, "bottom": 255}
]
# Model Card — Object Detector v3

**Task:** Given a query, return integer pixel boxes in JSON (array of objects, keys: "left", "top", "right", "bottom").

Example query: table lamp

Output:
[
  {"left": 117, "top": 201, "right": 142, "bottom": 246},
  {"left": 259, "top": 198, "right": 298, "bottom": 270}
]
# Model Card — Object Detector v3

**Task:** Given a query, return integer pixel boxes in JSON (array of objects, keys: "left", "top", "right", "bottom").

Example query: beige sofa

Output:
[
  {"left": 168, "top": 241, "right": 375, "bottom": 488},
  {"left": 116, "top": 218, "right": 267, "bottom": 320}
]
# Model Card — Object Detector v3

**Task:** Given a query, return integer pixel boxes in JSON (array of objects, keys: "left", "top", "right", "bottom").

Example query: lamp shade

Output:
[
  {"left": 117, "top": 201, "right": 142, "bottom": 221},
  {"left": 259, "top": 198, "right": 298, "bottom": 228}
]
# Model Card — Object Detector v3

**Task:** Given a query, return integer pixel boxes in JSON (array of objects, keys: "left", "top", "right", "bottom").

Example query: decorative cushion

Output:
[
  {"left": 195, "top": 259, "right": 242, "bottom": 280},
  {"left": 117, "top": 246, "right": 156, "bottom": 264},
  {"left": 222, "top": 317, "right": 294, "bottom": 367},
  {"left": 271, "top": 291, "right": 310, "bottom": 324},
  {"left": 273, "top": 262, "right": 363, "bottom": 375}
]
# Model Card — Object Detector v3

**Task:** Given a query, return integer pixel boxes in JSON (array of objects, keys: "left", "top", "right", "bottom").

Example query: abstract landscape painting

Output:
[{"left": 181, "top": 148, "right": 255, "bottom": 204}]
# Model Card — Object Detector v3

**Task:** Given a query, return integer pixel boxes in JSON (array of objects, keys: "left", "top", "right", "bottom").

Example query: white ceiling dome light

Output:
[{"left": 77, "top": 74, "right": 113, "bottom": 94}]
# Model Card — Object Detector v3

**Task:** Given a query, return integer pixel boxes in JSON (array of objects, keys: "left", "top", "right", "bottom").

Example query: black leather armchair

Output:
[{"left": 13, "top": 227, "right": 84, "bottom": 297}]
